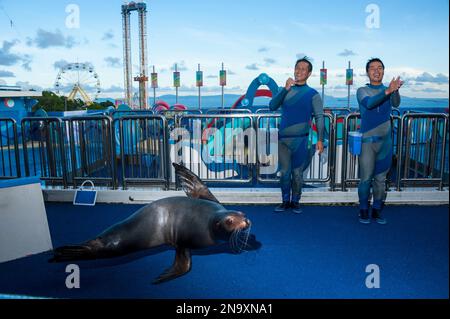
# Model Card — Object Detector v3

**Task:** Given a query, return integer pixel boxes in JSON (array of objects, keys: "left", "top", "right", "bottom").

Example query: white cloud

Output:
[
  {"left": 53, "top": 59, "right": 69, "bottom": 70},
  {"left": 338, "top": 49, "right": 357, "bottom": 57},
  {"left": 104, "top": 57, "right": 122, "bottom": 68},
  {"left": 27, "top": 29, "right": 77, "bottom": 49},
  {"left": 412, "top": 72, "right": 448, "bottom": 84},
  {"left": 0, "top": 70, "right": 15, "bottom": 77},
  {"left": 246, "top": 63, "right": 259, "bottom": 71},
  {"left": 102, "top": 30, "right": 114, "bottom": 41}
]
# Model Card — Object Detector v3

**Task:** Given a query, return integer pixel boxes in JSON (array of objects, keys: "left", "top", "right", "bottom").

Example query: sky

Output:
[{"left": 0, "top": 0, "right": 449, "bottom": 100}]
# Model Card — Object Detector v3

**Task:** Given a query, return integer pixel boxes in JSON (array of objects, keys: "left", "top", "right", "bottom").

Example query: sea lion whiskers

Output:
[{"left": 229, "top": 223, "right": 251, "bottom": 253}]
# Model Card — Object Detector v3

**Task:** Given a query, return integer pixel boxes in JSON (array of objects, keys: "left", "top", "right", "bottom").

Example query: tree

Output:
[{"left": 33, "top": 91, "right": 112, "bottom": 112}]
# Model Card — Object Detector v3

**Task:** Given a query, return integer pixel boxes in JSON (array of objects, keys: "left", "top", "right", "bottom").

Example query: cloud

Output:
[
  {"left": 258, "top": 47, "right": 269, "bottom": 53},
  {"left": 104, "top": 57, "right": 122, "bottom": 68},
  {"left": 296, "top": 53, "right": 314, "bottom": 63},
  {"left": 228, "top": 70, "right": 236, "bottom": 75},
  {"left": 101, "top": 85, "right": 123, "bottom": 93},
  {"left": 246, "top": 63, "right": 259, "bottom": 70},
  {"left": 0, "top": 79, "right": 6, "bottom": 85},
  {"left": 206, "top": 75, "right": 218, "bottom": 79},
  {"left": 0, "top": 70, "right": 15, "bottom": 77},
  {"left": 15, "top": 81, "right": 46, "bottom": 91},
  {"left": 0, "top": 40, "right": 22, "bottom": 66},
  {"left": 338, "top": 49, "right": 357, "bottom": 57},
  {"left": 170, "top": 61, "right": 189, "bottom": 71},
  {"left": 53, "top": 59, "right": 70, "bottom": 70},
  {"left": 156, "top": 85, "right": 243, "bottom": 94},
  {"left": 413, "top": 87, "right": 447, "bottom": 93},
  {"left": 330, "top": 85, "right": 348, "bottom": 90},
  {"left": 22, "top": 59, "right": 32, "bottom": 71},
  {"left": 27, "top": 29, "right": 77, "bottom": 49},
  {"left": 0, "top": 40, "right": 33, "bottom": 70},
  {"left": 412, "top": 72, "right": 448, "bottom": 84},
  {"left": 102, "top": 30, "right": 114, "bottom": 41},
  {"left": 264, "top": 58, "right": 276, "bottom": 66}
]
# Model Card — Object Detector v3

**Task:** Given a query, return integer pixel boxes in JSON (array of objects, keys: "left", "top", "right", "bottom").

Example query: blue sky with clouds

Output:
[{"left": 0, "top": 0, "right": 448, "bottom": 99}]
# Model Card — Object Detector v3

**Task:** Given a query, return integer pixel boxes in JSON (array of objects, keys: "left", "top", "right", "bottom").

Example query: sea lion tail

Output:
[{"left": 49, "top": 244, "right": 95, "bottom": 262}]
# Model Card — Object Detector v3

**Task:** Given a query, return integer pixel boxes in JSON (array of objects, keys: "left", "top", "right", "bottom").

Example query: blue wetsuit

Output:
[
  {"left": 269, "top": 84, "right": 324, "bottom": 203},
  {"left": 357, "top": 84, "right": 400, "bottom": 210}
]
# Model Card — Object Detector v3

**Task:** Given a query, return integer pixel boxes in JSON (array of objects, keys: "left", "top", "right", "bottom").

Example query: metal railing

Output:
[
  {"left": 174, "top": 113, "right": 255, "bottom": 184},
  {"left": 21, "top": 117, "right": 67, "bottom": 187},
  {"left": 0, "top": 118, "right": 20, "bottom": 179},
  {"left": 114, "top": 114, "right": 169, "bottom": 189},
  {"left": 0, "top": 111, "right": 447, "bottom": 191},
  {"left": 396, "top": 113, "right": 448, "bottom": 190},
  {"left": 205, "top": 108, "right": 252, "bottom": 114},
  {"left": 341, "top": 113, "right": 402, "bottom": 191},
  {"left": 255, "top": 113, "right": 334, "bottom": 184},
  {"left": 64, "top": 115, "right": 115, "bottom": 188}
]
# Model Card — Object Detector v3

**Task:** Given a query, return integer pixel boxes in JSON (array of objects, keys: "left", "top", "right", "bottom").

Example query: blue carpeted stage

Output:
[{"left": 0, "top": 202, "right": 448, "bottom": 299}]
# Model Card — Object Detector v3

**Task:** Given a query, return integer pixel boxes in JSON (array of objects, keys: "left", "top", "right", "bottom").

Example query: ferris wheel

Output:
[{"left": 54, "top": 62, "right": 101, "bottom": 105}]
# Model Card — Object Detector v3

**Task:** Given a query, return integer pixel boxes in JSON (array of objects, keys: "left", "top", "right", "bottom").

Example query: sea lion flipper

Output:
[
  {"left": 172, "top": 163, "right": 220, "bottom": 203},
  {"left": 153, "top": 247, "right": 192, "bottom": 284}
]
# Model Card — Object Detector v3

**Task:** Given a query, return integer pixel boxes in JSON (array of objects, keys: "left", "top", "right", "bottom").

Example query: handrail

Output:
[{"left": 0, "top": 111, "right": 447, "bottom": 191}]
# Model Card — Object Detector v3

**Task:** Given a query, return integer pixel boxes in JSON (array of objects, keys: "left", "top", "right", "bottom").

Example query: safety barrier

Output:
[
  {"left": 114, "top": 114, "right": 169, "bottom": 189},
  {"left": 340, "top": 113, "right": 401, "bottom": 191},
  {"left": 64, "top": 116, "right": 115, "bottom": 188},
  {"left": 0, "top": 111, "right": 447, "bottom": 191},
  {"left": 174, "top": 113, "right": 255, "bottom": 184},
  {"left": 21, "top": 117, "right": 67, "bottom": 187},
  {"left": 0, "top": 118, "right": 20, "bottom": 179},
  {"left": 396, "top": 113, "right": 448, "bottom": 190},
  {"left": 254, "top": 113, "right": 334, "bottom": 184}
]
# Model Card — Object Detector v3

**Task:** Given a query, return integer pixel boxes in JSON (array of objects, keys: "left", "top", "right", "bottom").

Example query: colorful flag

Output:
[
  {"left": 173, "top": 71, "right": 180, "bottom": 88},
  {"left": 346, "top": 69, "right": 353, "bottom": 85},
  {"left": 196, "top": 71, "right": 203, "bottom": 87},
  {"left": 219, "top": 70, "right": 226, "bottom": 86},
  {"left": 151, "top": 72, "right": 158, "bottom": 88},
  {"left": 320, "top": 69, "right": 327, "bottom": 85}
]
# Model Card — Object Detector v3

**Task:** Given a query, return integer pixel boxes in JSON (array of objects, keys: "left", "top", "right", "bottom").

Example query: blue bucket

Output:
[{"left": 348, "top": 131, "right": 362, "bottom": 156}]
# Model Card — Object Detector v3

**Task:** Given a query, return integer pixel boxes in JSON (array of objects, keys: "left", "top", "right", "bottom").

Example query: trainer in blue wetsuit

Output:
[
  {"left": 269, "top": 57, "right": 324, "bottom": 213},
  {"left": 356, "top": 58, "right": 403, "bottom": 224}
]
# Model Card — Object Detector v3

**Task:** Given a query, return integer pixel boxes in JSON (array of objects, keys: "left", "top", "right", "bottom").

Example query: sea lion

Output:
[{"left": 50, "top": 163, "right": 252, "bottom": 284}]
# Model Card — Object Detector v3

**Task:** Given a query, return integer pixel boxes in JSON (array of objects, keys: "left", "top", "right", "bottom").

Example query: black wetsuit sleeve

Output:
[
  {"left": 390, "top": 90, "right": 401, "bottom": 108},
  {"left": 312, "top": 93, "right": 324, "bottom": 142},
  {"left": 269, "top": 88, "right": 288, "bottom": 111}
]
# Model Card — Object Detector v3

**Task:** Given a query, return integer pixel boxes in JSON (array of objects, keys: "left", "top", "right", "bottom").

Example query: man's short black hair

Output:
[
  {"left": 366, "top": 58, "right": 385, "bottom": 73},
  {"left": 295, "top": 57, "right": 313, "bottom": 72}
]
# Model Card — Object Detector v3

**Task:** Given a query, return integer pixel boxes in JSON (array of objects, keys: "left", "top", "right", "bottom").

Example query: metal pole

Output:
[
  {"left": 321, "top": 60, "right": 325, "bottom": 105},
  {"left": 175, "top": 63, "right": 178, "bottom": 104},
  {"left": 198, "top": 63, "right": 201, "bottom": 111},
  {"left": 152, "top": 65, "right": 156, "bottom": 106},
  {"left": 122, "top": 6, "right": 132, "bottom": 107},
  {"left": 138, "top": 5, "right": 148, "bottom": 110},
  {"left": 221, "top": 62, "right": 224, "bottom": 109},
  {"left": 347, "top": 61, "right": 351, "bottom": 109}
]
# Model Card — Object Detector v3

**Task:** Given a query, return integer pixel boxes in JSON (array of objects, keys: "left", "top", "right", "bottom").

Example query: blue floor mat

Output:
[{"left": 0, "top": 202, "right": 448, "bottom": 299}]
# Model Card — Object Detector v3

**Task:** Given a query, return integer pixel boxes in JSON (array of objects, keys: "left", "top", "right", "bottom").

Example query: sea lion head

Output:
[
  {"left": 219, "top": 211, "right": 251, "bottom": 232},
  {"left": 214, "top": 211, "right": 252, "bottom": 253}
]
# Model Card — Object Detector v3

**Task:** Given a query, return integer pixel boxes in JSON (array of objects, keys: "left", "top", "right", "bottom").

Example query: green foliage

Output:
[{"left": 33, "top": 91, "right": 113, "bottom": 112}]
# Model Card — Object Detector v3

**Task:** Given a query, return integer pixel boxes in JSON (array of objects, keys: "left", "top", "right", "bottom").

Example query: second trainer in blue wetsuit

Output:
[
  {"left": 269, "top": 58, "right": 324, "bottom": 213},
  {"left": 357, "top": 58, "right": 403, "bottom": 224}
]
